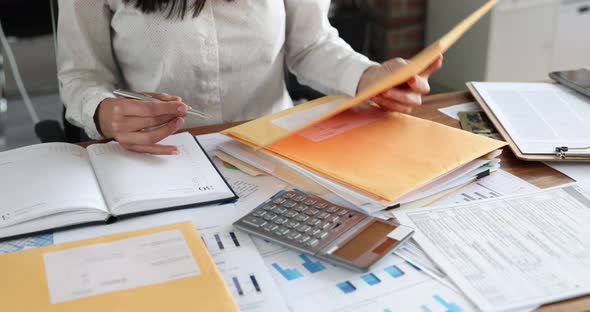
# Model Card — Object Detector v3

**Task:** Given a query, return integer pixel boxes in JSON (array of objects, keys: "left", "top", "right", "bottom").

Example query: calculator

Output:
[{"left": 233, "top": 190, "right": 414, "bottom": 272}]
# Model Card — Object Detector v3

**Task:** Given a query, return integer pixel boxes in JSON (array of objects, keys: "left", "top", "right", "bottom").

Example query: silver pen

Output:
[{"left": 113, "top": 89, "right": 212, "bottom": 119}]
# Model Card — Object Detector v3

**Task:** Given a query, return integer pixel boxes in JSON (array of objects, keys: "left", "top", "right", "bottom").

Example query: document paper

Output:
[
  {"left": 394, "top": 185, "right": 590, "bottom": 311},
  {"left": 471, "top": 82, "right": 590, "bottom": 154},
  {"left": 44, "top": 229, "right": 200, "bottom": 303}
]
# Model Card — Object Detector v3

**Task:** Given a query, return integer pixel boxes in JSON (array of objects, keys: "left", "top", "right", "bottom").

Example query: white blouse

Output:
[{"left": 57, "top": 0, "right": 376, "bottom": 139}]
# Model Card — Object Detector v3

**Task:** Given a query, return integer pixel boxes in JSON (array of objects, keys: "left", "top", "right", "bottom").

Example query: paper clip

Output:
[{"left": 555, "top": 146, "right": 590, "bottom": 159}]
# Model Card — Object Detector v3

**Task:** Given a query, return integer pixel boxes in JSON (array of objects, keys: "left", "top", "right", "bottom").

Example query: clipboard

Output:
[{"left": 467, "top": 82, "right": 590, "bottom": 162}]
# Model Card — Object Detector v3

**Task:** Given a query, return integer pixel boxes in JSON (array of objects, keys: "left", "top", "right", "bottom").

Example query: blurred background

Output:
[{"left": 1, "top": 0, "right": 589, "bottom": 151}]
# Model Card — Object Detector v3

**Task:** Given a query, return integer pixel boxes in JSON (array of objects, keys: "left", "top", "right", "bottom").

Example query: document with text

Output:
[{"left": 394, "top": 185, "right": 590, "bottom": 311}]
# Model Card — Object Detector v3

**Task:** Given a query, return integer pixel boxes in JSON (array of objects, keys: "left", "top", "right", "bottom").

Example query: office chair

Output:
[{"left": 32, "top": 0, "right": 89, "bottom": 143}]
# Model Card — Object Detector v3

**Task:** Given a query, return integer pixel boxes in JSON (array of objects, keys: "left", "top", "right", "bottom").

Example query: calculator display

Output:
[{"left": 332, "top": 221, "right": 397, "bottom": 261}]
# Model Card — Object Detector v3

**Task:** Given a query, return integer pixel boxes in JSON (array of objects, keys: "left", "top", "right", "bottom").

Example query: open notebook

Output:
[{"left": 0, "top": 132, "right": 237, "bottom": 238}]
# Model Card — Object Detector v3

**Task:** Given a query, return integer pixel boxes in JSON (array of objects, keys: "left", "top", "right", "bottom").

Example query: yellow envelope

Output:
[
  {"left": 222, "top": 0, "right": 501, "bottom": 202},
  {"left": 227, "top": 102, "right": 505, "bottom": 201},
  {"left": 0, "top": 222, "right": 238, "bottom": 312},
  {"left": 223, "top": 0, "right": 497, "bottom": 147}
]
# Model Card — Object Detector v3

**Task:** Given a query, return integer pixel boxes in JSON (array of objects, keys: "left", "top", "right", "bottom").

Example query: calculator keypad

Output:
[{"left": 235, "top": 190, "right": 367, "bottom": 251}]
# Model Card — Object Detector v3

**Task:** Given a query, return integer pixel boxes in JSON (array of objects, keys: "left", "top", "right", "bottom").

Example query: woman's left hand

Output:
[{"left": 357, "top": 54, "right": 443, "bottom": 114}]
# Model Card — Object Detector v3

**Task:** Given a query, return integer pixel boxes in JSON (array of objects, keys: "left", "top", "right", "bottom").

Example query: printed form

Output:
[
  {"left": 394, "top": 185, "right": 590, "bottom": 311},
  {"left": 44, "top": 230, "right": 200, "bottom": 303}
]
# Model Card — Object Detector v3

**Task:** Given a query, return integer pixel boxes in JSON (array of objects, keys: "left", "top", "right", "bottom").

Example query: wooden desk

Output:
[{"left": 85, "top": 91, "right": 584, "bottom": 311}]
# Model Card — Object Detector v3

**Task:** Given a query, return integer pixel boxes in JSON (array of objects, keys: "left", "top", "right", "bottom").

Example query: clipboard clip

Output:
[{"left": 555, "top": 146, "right": 590, "bottom": 159}]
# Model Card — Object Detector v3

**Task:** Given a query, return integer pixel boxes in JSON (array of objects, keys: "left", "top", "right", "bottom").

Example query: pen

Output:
[{"left": 113, "top": 89, "right": 212, "bottom": 119}]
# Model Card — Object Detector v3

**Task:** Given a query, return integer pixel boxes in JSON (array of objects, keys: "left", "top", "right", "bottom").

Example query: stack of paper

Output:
[
  {"left": 220, "top": 100, "right": 505, "bottom": 213},
  {"left": 394, "top": 185, "right": 590, "bottom": 311}
]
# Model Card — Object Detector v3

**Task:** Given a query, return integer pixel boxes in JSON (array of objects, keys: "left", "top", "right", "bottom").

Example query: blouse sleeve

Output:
[
  {"left": 57, "top": 0, "right": 121, "bottom": 139},
  {"left": 283, "top": 0, "right": 378, "bottom": 97}
]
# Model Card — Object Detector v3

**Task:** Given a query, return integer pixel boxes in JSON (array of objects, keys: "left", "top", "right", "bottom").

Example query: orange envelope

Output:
[
  {"left": 225, "top": 100, "right": 505, "bottom": 201},
  {"left": 222, "top": 0, "right": 502, "bottom": 202},
  {"left": 223, "top": 0, "right": 497, "bottom": 147},
  {"left": 0, "top": 222, "right": 238, "bottom": 312}
]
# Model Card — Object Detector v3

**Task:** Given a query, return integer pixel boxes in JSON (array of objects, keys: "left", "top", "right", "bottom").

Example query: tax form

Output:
[
  {"left": 44, "top": 230, "right": 200, "bottom": 303},
  {"left": 394, "top": 185, "right": 590, "bottom": 312}
]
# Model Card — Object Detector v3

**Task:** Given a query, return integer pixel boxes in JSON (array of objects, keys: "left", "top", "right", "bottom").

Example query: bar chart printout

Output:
[
  {"left": 300, "top": 254, "right": 326, "bottom": 273},
  {"left": 272, "top": 262, "right": 303, "bottom": 281},
  {"left": 337, "top": 281, "right": 357, "bottom": 294},
  {"left": 361, "top": 273, "right": 381, "bottom": 286},
  {"left": 421, "top": 295, "right": 463, "bottom": 312},
  {"left": 385, "top": 265, "right": 405, "bottom": 278}
]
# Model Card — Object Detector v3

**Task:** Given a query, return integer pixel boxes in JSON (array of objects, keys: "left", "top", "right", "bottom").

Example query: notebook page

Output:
[
  {"left": 0, "top": 143, "right": 108, "bottom": 237},
  {"left": 472, "top": 82, "right": 590, "bottom": 154},
  {"left": 87, "top": 132, "right": 235, "bottom": 215}
]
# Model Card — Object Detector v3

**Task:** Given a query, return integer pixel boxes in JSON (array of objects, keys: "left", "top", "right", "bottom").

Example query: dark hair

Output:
[{"left": 122, "top": 0, "right": 226, "bottom": 19}]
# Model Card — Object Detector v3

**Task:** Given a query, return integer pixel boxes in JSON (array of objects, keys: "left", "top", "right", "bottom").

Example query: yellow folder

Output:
[
  {"left": 0, "top": 222, "right": 238, "bottom": 312},
  {"left": 224, "top": 100, "right": 506, "bottom": 201},
  {"left": 222, "top": 0, "right": 502, "bottom": 202},
  {"left": 223, "top": 0, "right": 497, "bottom": 147}
]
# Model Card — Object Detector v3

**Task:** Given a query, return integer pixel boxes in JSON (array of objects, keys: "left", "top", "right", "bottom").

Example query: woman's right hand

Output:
[{"left": 95, "top": 92, "right": 188, "bottom": 155}]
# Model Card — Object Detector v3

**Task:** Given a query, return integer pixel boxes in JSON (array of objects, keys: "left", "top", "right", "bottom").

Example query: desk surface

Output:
[{"left": 84, "top": 91, "right": 583, "bottom": 311}]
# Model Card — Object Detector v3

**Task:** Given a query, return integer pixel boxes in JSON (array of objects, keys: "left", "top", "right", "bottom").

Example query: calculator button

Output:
[
  {"left": 273, "top": 198, "right": 286, "bottom": 205},
  {"left": 326, "top": 206, "right": 339, "bottom": 213},
  {"left": 274, "top": 227, "right": 290, "bottom": 236},
  {"left": 307, "top": 239, "right": 320, "bottom": 247},
  {"left": 263, "top": 204, "right": 277, "bottom": 211},
  {"left": 306, "top": 218, "right": 321, "bottom": 226},
  {"left": 263, "top": 213, "right": 277, "bottom": 221},
  {"left": 263, "top": 223, "right": 279, "bottom": 232},
  {"left": 252, "top": 210, "right": 266, "bottom": 217},
  {"left": 286, "top": 232, "right": 302, "bottom": 240},
  {"left": 243, "top": 217, "right": 267, "bottom": 228},
  {"left": 337, "top": 210, "right": 348, "bottom": 216},
  {"left": 284, "top": 211, "right": 298, "bottom": 218},
  {"left": 304, "top": 208, "right": 319, "bottom": 216},
  {"left": 314, "top": 203, "right": 328, "bottom": 209},
  {"left": 286, "top": 221, "right": 300, "bottom": 229},
  {"left": 282, "top": 192, "right": 295, "bottom": 199},
  {"left": 317, "top": 212, "right": 330, "bottom": 220},
  {"left": 328, "top": 215, "right": 340, "bottom": 223},
  {"left": 296, "top": 224, "right": 312, "bottom": 233},
  {"left": 294, "top": 215, "right": 309, "bottom": 222},
  {"left": 274, "top": 217, "right": 288, "bottom": 225},
  {"left": 316, "top": 232, "right": 329, "bottom": 240},
  {"left": 282, "top": 201, "right": 297, "bottom": 208},
  {"left": 303, "top": 199, "right": 317, "bottom": 206},
  {"left": 320, "top": 222, "right": 331, "bottom": 229},
  {"left": 294, "top": 205, "right": 308, "bottom": 212},
  {"left": 299, "top": 236, "right": 311, "bottom": 244},
  {"left": 274, "top": 207, "right": 287, "bottom": 215},
  {"left": 310, "top": 228, "right": 321, "bottom": 236},
  {"left": 293, "top": 195, "right": 305, "bottom": 202}
]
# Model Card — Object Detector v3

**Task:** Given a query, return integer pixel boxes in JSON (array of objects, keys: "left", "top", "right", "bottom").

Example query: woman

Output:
[{"left": 58, "top": 0, "right": 442, "bottom": 155}]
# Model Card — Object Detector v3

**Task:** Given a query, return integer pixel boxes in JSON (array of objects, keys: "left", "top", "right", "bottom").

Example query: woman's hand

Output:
[
  {"left": 357, "top": 55, "right": 443, "bottom": 114},
  {"left": 95, "top": 92, "right": 188, "bottom": 155}
]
